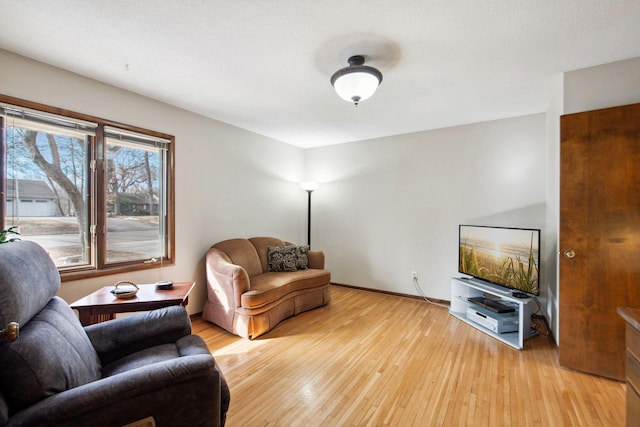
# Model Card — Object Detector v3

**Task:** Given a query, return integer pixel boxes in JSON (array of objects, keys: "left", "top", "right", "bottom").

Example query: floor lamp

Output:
[{"left": 300, "top": 182, "right": 319, "bottom": 247}]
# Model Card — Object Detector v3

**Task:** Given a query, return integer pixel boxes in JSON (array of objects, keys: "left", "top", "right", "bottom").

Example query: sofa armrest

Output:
[
  {"left": 6, "top": 354, "right": 222, "bottom": 427},
  {"left": 308, "top": 250, "right": 325, "bottom": 269},
  {"left": 84, "top": 305, "right": 192, "bottom": 364},
  {"left": 206, "top": 247, "right": 251, "bottom": 309}
]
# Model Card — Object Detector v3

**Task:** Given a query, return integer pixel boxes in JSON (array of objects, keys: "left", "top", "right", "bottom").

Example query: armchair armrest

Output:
[
  {"left": 308, "top": 250, "right": 325, "bottom": 269},
  {"left": 7, "top": 354, "right": 221, "bottom": 427},
  {"left": 85, "top": 305, "right": 191, "bottom": 364}
]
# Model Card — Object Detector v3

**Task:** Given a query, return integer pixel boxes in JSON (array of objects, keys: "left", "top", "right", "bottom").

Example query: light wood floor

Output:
[{"left": 192, "top": 285, "right": 626, "bottom": 426}]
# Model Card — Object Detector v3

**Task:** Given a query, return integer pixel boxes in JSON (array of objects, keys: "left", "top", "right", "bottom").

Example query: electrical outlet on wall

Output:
[{"left": 411, "top": 271, "right": 418, "bottom": 280}]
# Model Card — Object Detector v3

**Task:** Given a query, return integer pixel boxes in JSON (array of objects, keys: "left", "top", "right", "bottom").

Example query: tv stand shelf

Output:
[{"left": 449, "top": 277, "right": 538, "bottom": 350}]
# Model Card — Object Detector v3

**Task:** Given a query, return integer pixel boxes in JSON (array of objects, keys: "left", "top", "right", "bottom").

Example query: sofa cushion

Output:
[
  {"left": 0, "top": 297, "right": 102, "bottom": 413},
  {"left": 103, "top": 343, "right": 179, "bottom": 377},
  {"left": 213, "top": 238, "right": 263, "bottom": 277},
  {"left": 103, "top": 335, "right": 210, "bottom": 377},
  {"left": 102, "top": 335, "right": 213, "bottom": 376},
  {"left": 249, "top": 237, "right": 288, "bottom": 273},
  {"left": 241, "top": 269, "right": 331, "bottom": 309}
]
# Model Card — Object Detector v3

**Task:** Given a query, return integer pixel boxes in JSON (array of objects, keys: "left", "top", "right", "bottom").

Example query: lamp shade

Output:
[
  {"left": 330, "top": 55, "right": 383, "bottom": 106},
  {"left": 300, "top": 181, "right": 320, "bottom": 192}
]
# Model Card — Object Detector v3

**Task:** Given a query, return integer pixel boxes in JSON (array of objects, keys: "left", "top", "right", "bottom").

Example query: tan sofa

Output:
[{"left": 204, "top": 237, "right": 331, "bottom": 339}]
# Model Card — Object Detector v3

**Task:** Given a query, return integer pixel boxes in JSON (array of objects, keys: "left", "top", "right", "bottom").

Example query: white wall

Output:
[
  {"left": 564, "top": 57, "right": 640, "bottom": 114},
  {"left": 0, "top": 49, "right": 307, "bottom": 313},
  {"left": 5, "top": 45, "right": 638, "bottom": 335},
  {"left": 305, "top": 114, "right": 547, "bottom": 300}
]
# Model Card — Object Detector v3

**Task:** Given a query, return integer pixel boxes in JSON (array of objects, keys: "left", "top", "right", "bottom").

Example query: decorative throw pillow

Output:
[
  {"left": 295, "top": 245, "right": 309, "bottom": 270},
  {"left": 267, "top": 245, "right": 298, "bottom": 272}
]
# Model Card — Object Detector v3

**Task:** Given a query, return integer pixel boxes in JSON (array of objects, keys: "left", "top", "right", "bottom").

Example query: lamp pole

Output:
[
  {"left": 305, "top": 189, "right": 312, "bottom": 247},
  {"left": 300, "top": 182, "right": 319, "bottom": 247}
]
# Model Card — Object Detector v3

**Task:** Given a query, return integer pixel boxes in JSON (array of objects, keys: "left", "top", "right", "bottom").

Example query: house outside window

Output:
[
  {"left": 6, "top": 180, "right": 58, "bottom": 216},
  {"left": 0, "top": 96, "right": 175, "bottom": 279}
]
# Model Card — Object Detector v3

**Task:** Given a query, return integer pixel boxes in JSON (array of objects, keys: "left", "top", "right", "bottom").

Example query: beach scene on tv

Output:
[{"left": 459, "top": 226, "right": 540, "bottom": 295}]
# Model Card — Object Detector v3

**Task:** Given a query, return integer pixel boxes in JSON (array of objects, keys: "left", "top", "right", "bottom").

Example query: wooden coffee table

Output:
[{"left": 70, "top": 281, "right": 195, "bottom": 326}]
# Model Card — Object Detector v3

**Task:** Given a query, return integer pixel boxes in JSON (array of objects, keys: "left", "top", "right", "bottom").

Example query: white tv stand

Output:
[{"left": 449, "top": 277, "right": 538, "bottom": 350}]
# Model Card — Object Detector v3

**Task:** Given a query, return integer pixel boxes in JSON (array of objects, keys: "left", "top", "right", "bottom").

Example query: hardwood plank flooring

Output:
[{"left": 193, "top": 285, "right": 625, "bottom": 426}]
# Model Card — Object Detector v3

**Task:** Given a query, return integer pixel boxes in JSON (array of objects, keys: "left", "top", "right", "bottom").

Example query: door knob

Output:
[{"left": 563, "top": 249, "right": 576, "bottom": 259}]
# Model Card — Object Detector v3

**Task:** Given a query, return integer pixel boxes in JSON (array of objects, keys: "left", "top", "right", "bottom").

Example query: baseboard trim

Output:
[{"left": 330, "top": 282, "right": 450, "bottom": 305}]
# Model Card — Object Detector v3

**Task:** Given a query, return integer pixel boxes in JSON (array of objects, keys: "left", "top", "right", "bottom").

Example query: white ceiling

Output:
[{"left": 2, "top": 1, "right": 640, "bottom": 148}]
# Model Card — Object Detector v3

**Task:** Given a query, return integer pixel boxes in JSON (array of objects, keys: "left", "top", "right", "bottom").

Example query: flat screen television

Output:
[{"left": 458, "top": 224, "right": 540, "bottom": 296}]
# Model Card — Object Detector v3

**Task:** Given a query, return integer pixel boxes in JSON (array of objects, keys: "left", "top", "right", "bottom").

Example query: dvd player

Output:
[
  {"left": 467, "top": 296, "right": 515, "bottom": 313},
  {"left": 466, "top": 306, "right": 519, "bottom": 334}
]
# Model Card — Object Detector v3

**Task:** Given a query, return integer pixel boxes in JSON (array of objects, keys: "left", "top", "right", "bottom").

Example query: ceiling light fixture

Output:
[{"left": 330, "top": 55, "right": 383, "bottom": 106}]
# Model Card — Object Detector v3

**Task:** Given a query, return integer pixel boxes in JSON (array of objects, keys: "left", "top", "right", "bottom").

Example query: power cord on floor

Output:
[
  {"left": 531, "top": 314, "right": 550, "bottom": 337},
  {"left": 529, "top": 296, "right": 552, "bottom": 338},
  {"left": 413, "top": 276, "right": 450, "bottom": 308}
]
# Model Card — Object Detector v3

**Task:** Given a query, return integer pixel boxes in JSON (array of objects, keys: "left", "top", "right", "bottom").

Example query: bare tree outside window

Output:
[
  {"left": 105, "top": 137, "right": 164, "bottom": 263},
  {"left": 1, "top": 97, "right": 174, "bottom": 278},
  {"left": 4, "top": 125, "right": 89, "bottom": 266}
]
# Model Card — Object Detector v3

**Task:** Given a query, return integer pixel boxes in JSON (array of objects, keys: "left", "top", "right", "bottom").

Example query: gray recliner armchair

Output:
[{"left": 0, "top": 240, "right": 230, "bottom": 427}]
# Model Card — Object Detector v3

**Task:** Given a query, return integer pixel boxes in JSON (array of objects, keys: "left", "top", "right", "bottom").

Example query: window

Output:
[
  {"left": 104, "top": 127, "right": 170, "bottom": 264},
  {"left": 0, "top": 96, "right": 174, "bottom": 280}
]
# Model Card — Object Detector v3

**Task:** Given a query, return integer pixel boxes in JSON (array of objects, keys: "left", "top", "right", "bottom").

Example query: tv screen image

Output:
[{"left": 458, "top": 225, "right": 540, "bottom": 295}]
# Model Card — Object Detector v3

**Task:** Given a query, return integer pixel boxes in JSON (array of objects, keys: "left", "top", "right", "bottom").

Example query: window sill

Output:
[{"left": 59, "top": 259, "right": 175, "bottom": 282}]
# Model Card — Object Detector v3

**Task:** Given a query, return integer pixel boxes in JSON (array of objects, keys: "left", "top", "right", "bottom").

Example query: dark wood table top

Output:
[{"left": 70, "top": 281, "right": 195, "bottom": 310}]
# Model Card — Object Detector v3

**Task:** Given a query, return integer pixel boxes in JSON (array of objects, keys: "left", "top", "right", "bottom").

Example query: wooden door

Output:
[{"left": 559, "top": 103, "right": 640, "bottom": 380}]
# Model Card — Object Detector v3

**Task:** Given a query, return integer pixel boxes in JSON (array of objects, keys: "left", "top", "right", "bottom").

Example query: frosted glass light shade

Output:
[
  {"left": 333, "top": 72, "right": 380, "bottom": 104},
  {"left": 299, "top": 182, "right": 320, "bottom": 192},
  {"left": 330, "top": 55, "right": 383, "bottom": 106}
]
